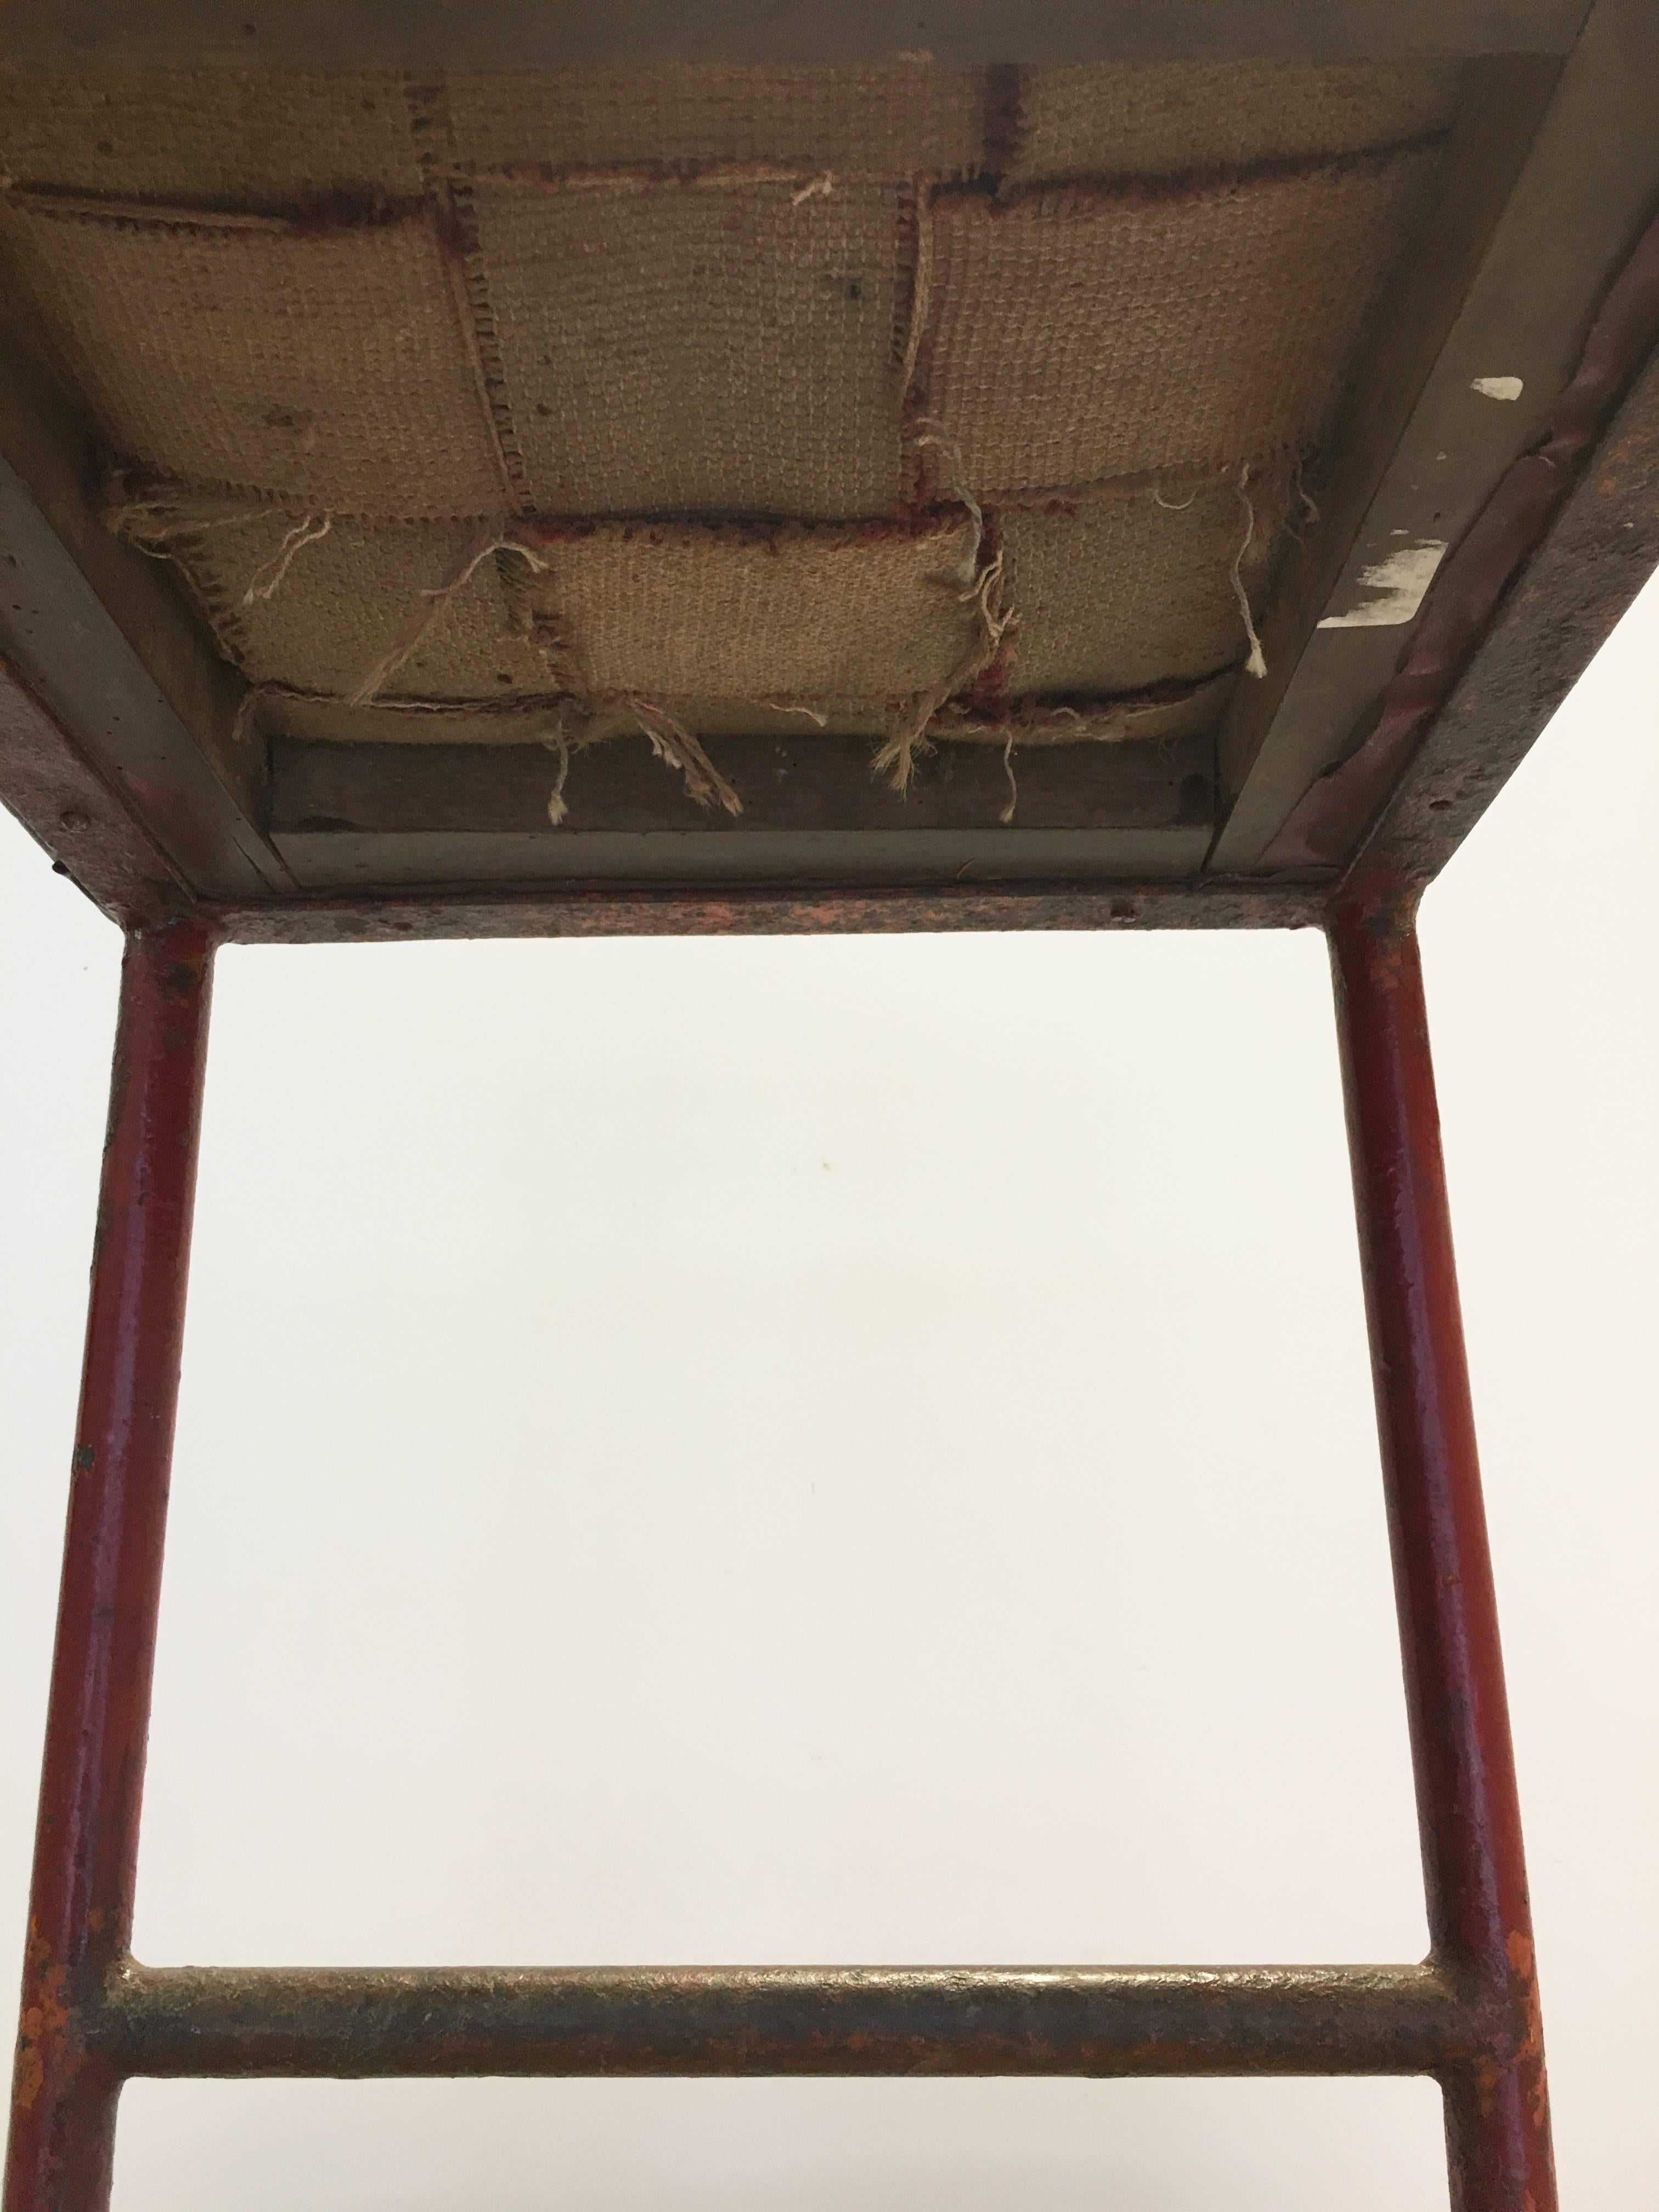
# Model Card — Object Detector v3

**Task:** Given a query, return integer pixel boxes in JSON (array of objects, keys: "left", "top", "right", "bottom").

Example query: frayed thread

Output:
[
  {"left": 900, "top": 177, "right": 934, "bottom": 397},
  {"left": 108, "top": 492, "right": 270, "bottom": 549},
  {"left": 230, "top": 688, "right": 261, "bottom": 747},
  {"left": 628, "top": 698, "right": 743, "bottom": 816},
  {"left": 791, "top": 171, "right": 835, "bottom": 206},
  {"left": 543, "top": 721, "right": 572, "bottom": 826},
  {"left": 909, "top": 415, "right": 982, "bottom": 586},
  {"left": 872, "top": 546, "right": 1017, "bottom": 794},
  {"left": 242, "top": 512, "right": 331, "bottom": 604},
  {"left": 1232, "top": 466, "right": 1268, "bottom": 680},
  {"left": 999, "top": 732, "right": 1019, "bottom": 825},
  {"left": 349, "top": 533, "right": 550, "bottom": 706},
  {"left": 763, "top": 700, "right": 830, "bottom": 725}
]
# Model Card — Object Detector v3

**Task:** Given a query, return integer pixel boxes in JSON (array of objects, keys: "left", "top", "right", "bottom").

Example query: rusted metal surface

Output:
[
  {"left": 1330, "top": 886, "right": 1555, "bottom": 2212},
  {"left": 0, "top": 657, "right": 188, "bottom": 928},
  {"left": 1264, "top": 199, "right": 1659, "bottom": 870},
  {"left": 205, "top": 876, "right": 1330, "bottom": 945},
  {"left": 0, "top": 453, "right": 289, "bottom": 905},
  {"left": 3, "top": 922, "right": 215, "bottom": 2212},
  {"left": 0, "top": 877, "right": 1567, "bottom": 2212},
  {"left": 97, "top": 1962, "right": 1468, "bottom": 2081},
  {"left": 1361, "top": 342, "right": 1659, "bottom": 882}
]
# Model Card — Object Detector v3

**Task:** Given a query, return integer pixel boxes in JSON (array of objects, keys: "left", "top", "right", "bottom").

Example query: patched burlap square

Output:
[
  {"left": 917, "top": 146, "right": 1435, "bottom": 497},
  {"left": 517, "top": 517, "right": 980, "bottom": 700},
  {"left": 1006, "top": 61, "right": 1458, "bottom": 186},
  {"left": 999, "top": 469, "right": 1292, "bottom": 696},
  {"left": 443, "top": 62, "right": 984, "bottom": 178},
  {"left": 469, "top": 176, "right": 910, "bottom": 519},
  {"left": 0, "top": 193, "right": 506, "bottom": 518}
]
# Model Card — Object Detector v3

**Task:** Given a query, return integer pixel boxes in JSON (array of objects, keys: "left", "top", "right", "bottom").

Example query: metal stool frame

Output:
[{"left": 5, "top": 875, "right": 1552, "bottom": 2212}]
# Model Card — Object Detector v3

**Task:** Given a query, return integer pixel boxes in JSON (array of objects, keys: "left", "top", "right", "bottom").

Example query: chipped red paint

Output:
[
  {"left": 1330, "top": 891, "right": 1555, "bottom": 2212},
  {"left": 3, "top": 922, "right": 215, "bottom": 2212}
]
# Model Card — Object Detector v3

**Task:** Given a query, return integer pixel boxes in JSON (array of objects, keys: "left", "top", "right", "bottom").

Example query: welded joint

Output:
[
  {"left": 1323, "top": 867, "right": 1427, "bottom": 952},
  {"left": 1432, "top": 1940, "right": 1550, "bottom": 2118}
]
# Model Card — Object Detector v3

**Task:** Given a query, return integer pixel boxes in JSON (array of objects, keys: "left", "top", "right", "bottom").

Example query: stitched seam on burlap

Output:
[
  {"left": 442, "top": 178, "right": 534, "bottom": 517},
  {"left": 104, "top": 487, "right": 262, "bottom": 674},
  {"left": 403, "top": 72, "right": 455, "bottom": 190}
]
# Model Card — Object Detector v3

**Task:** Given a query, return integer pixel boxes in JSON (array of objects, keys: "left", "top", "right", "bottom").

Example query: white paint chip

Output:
[
  {"left": 1472, "top": 375, "right": 1525, "bottom": 402},
  {"left": 1318, "top": 541, "right": 1447, "bottom": 630}
]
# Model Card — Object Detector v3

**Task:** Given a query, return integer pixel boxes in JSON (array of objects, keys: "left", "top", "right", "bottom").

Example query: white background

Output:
[{"left": 2, "top": 576, "right": 1654, "bottom": 2208}]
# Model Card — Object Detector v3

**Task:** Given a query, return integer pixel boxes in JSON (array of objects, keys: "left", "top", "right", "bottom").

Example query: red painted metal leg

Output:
[
  {"left": 1330, "top": 886, "right": 1555, "bottom": 2212},
  {"left": 4, "top": 922, "right": 215, "bottom": 2212}
]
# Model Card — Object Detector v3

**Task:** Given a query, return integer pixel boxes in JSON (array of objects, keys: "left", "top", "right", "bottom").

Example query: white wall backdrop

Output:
[{"left": 2, "top": 573, "right": 1654, "bottom": 2209}]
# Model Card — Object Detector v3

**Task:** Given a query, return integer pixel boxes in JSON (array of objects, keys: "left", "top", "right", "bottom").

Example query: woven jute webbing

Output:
[
  {"left": 0, "top": 66, "right": 427, "bottom": 201},
  {"left": 468, "top": 176, "right": 911, "bottom": 521},
  {"left": 114, "top": 505, "right": 549, "bottom": 701},
  {"left": 115, "top": 493, "right": 1267, "bottom": 742},
  {"left": 1000, "top": 469, "right": 1293, "bottom": 698},
  {"left": 1, "top": 194, "right": 507, "bottom": 519},
  {"left": 918, "top": 145, "right": 1436, "bottom": 498},
  {"left": 0, "top": 55, "right": 1452, "bottom": 794},
  {"left": 443, "top": 64, "right": 985, "bottom": 179},
  {"left": 1007, "top": 61, "right": 1460, "bottom": 186},
  {"left": 515, "top": 518, "right": 981, "bottom": 702}
]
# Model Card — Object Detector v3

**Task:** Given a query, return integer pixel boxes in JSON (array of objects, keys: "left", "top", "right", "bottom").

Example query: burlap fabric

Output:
[
  {"left": 111, "top": 503, "right": 549, "bottom": 699},
  {"left": 116, "top": 490, "right": 1260, "bottom": 747},
  {"left": 0, "top": 66, "right": 427, "bottom": 201},
  {"left": 467, "top": 176, "right": 910, "bottom": 520},
  {"left": 1, "top": 194, "right": 506, "bottom": 518},
  {"left": 444, "top": 64, "right": 984, "bottom": 179},
  {"left": 0, "top": 57, "right": 1455, "bottom": 792},
  {"left": 515, "top": 517, "right": 980, "bottom": 701},
  {"left": 0, "top": 60, "right": 1447, "bottom": 200},
  {"left": 1007, "top": 61, "right": 1459, "bottom": 187},
  {"left": 1000, "top": 467, "right": 1293, "bottom": 697},
  {"left": 917, "top": 146, "right": 1435, "bottom": 498}
]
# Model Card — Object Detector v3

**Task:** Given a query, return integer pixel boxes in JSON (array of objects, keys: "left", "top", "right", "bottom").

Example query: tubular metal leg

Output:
[
  {"left": 3, "top": 896, "right": 1559, "bottom": 2208},
  {"left": 1330, "top": 884, "right": 1556, "bottom": 2212},
  {"left": 4, "top": 923, "right": 215, "bottom": 2212}
]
